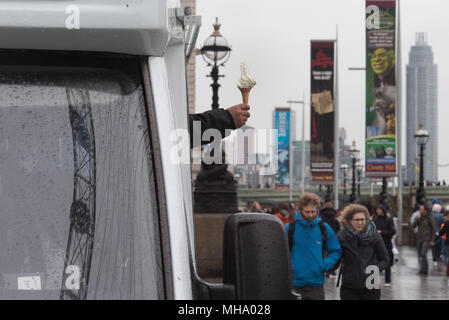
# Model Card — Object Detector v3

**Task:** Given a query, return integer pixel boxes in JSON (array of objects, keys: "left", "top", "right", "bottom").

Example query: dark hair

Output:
[
  {"left": 413, "top": 203, "right": 420, "bottom": 212},
  {"left": 376, "top": 203, "right": 388, "bottom": 215}
]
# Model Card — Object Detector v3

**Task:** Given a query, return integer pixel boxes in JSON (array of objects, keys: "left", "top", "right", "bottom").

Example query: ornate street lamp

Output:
[
  {"left": 194, "top": 18, "right": 237, "bottom": 214},
  {"left": 348, "top": 140, "right": 359, "bottom": 203},
  {"left": 414, "top": 123, "right": 430, "bottom": 205},
  {"left": 200, "top": 17, "right": 231, "bottom": 109},
  {"left": 379, "top": 177, "right": 388, "bottom": 207},
  {"left": 340, "top": 163, "right": 348, "bottom": 195}
]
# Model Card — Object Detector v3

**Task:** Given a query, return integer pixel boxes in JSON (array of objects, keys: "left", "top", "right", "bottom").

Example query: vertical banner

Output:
[
  {"left": 310, "top": 41, "right": 335, "bottom": 183},
  {"left": 275, "top": 108, "right": 290, "bottom": 189},
  {"left": 365, "top": 0, "right": 397, "bottom": 176}
]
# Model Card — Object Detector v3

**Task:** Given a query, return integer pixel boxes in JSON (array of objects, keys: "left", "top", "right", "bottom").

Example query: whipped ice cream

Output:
[{"left": 237, "top": 62, "right": 256, "bottom": 89}]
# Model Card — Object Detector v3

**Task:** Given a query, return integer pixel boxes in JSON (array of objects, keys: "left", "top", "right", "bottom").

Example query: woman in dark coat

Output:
[
  {"left": 337, "top": 204, "right": 390, "bottom": 300},
  {"left": 373, "top": 204, "right": 396, "bottom": 286}
]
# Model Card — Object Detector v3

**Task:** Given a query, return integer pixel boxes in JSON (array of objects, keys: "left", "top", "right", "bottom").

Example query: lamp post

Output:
[
  {"left": 414, "top": 123, "right": 429, "bottom": 205},
  {"left": 379, "top": 177, "right": 388, "bottom": 207},
  {"left": 194, "top": 18, "right": 237, "bottom": 214},
  {"left": 200, "top": 17, "right": 231, "bottom": 109},
  {"left": 340, "top": 163, "right": 348, "bottom": 195},
  {"left": 348, "top": 140, "right": 359, "bottom": 203},
  {"left": 356, "top": 161, "right": 363, "bottom": 198}
]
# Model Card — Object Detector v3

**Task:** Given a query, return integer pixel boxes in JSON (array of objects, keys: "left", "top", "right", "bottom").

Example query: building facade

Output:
[
  {"left": 292, "top": 140, "right": 310, "bottom": 189},
  {"left": 180, "top": 0, "right": 197, "bottom": 114},
  {"left": 406, "top": 32, "right": 438, "bottom": 184}
]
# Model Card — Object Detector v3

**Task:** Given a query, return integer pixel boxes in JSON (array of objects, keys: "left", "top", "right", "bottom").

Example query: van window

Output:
[{"left": 0, "top": 55, "right": 164, "bottom": 299}]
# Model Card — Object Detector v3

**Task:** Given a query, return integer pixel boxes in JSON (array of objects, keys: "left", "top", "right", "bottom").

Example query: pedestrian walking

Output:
[
  {"left": 437, "top": 208, "right": 449, "bottom": 276},
  {"left": 373, "top": 204, "right": 396, "bottom": 286},
  {"left": 410, "top": 203, "right": 421, "bottom": 265},
  {"left": 319, "top": 201, "right": 341, "bottom": 278},
  {"left": 286, "top": 193, "right": 341, "bottom": 300},
  {"left": 431, "top": 203, "right": 444, "bottom": 266},
  {"left": 275, "top": 202, "right": 295, "bottom": 225},
  {"left": 337, "top": 204, "right": 390, "bottom": 300},
  {"left": 249, "top": 201, "right": 263, "bottom": 213},
  {"left": 412, "top": 203, "right": 437, "bottom": 275}
]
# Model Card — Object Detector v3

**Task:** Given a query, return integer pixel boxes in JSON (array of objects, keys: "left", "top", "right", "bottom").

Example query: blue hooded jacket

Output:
[{"left": 286, "top": 212, "right": 342, "bottom": 287}]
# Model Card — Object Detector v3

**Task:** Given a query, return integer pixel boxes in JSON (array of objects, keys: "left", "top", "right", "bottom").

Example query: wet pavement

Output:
[
  {"left": 324, "top": 245, "right": 449, "bottom": 300},
  {"left": 205, "top": 246, "right": 449, "bottom": 300}
]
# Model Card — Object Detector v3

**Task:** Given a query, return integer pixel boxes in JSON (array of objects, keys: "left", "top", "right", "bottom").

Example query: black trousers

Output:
[
  {"left": 340, "top": 286, "right": 381, "bottom": 300},
  {"left": 294, "top": 285, "right": 325, "bottom": 300}
]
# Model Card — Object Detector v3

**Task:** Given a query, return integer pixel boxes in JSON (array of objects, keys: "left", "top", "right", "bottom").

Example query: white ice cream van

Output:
[{"left": 0, "top": 0, "right": 297, "bottom": 299}]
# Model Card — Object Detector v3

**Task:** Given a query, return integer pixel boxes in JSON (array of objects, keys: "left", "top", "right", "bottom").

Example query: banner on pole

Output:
[
  {"left": 365, "top": 0, "right": 397, "bottom": 176},
  {"left": 310, "top": 41, "right": 335, "bottom": 183},
  {"left": 274, "top": 108, "right": 291, "bottom": 189}
]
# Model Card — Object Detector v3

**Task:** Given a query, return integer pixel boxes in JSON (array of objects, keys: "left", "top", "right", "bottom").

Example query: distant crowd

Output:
[{"left": 244, "top": 195, "right": 448, "bottom": 300}]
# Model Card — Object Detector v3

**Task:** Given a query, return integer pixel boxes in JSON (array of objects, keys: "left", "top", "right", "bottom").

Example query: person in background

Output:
[
  {"left": 412, "top": 203, "right": 437, "bottom": 275},
  {"left": 431, "top": 203, "right": 444, "bottom": 266},
  {"left": 373, "top": 204, "right": 396, "bottom": 286},
  {"left": 275, "top": 202, "right": 295, "bottom": 225},
  {"left": 250, "top": 201, "right": 263, "bottom": 213},
  {"left": 319, "top": 201, "right": 341, "bottom": 278},
  {"left": 410, "top": 203, "right": 421, "bottom": 265},
  {"left": 437, "top": 206, "right": 449, "bottom": 276}
]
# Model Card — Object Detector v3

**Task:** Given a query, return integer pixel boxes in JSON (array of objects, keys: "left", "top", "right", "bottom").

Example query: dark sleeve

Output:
[
  {"left": 189, "top": 109, "right": 236, "bottom": 148},
  {"left": 430, "top": 217, "right": 437, "bottom": 242},
  {"left": 374, "top": 235, "right": 390, "bottom": 271},
  {"left": 382, "top": 218, "right": 396, "bottom": 238}
]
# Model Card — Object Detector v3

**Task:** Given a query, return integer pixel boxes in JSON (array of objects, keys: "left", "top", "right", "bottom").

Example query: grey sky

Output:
[{"left": 194, "top": 0, "right": 449, "bottom": 181}]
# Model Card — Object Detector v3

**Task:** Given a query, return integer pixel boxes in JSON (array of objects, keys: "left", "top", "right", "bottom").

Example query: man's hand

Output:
[
  {"left": 227, "top": 104, "right": 250, "bottom": 129},
  {"left": 430, "top": 241, "right": 435, "bottom": 247}
]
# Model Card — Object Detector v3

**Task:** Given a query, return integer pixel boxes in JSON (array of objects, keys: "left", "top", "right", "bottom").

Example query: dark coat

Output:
[
  {"left": 189, "top": 109, "right": 236, "bottom": 148},
  {"left": 319, "top": 207, "right": 341, "bottom": 234},
  {"left": 412, "top": 214, "right": 437, "bottom": 242},
  {"left": 372, "top": 215, "right": 396, "bottom": 250},
  {"left": 337, "top": 225, "right": 390, "bottom": 289}
]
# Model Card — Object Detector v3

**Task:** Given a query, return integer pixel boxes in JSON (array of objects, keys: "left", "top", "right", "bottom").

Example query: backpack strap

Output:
[
  {"left": 288, "top": 221, "right": 296, "bottom": 251},
  {"left": 288, "top": 220, "right": 327, "bottom": 255},
  {"left": 318, "top": 220, "right": 327, "bottom": 255}
]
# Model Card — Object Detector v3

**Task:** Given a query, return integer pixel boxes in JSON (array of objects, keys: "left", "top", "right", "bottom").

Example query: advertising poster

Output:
[
  {"left": 275, "top": 108, "right": 290, "bottom": 189},
  {"left": 310, "top": 41, "right": 335, "bottom": 183},
  {"left": 365, "top": 0, "right": 397, "bottom": 176}
]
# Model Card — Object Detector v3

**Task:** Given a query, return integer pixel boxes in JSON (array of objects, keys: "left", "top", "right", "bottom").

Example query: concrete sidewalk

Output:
[{"left": 324, "top": 245, "right": 449, "bottom": 300}]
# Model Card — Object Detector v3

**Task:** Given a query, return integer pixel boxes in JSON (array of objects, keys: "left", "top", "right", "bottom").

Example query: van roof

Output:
[{"left": 0, "top": 0, "right": 171, "bottom": 56}]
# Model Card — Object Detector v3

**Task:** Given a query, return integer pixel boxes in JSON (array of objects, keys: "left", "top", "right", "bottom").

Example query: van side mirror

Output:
[{"left": 222, "top": 213, "right": 299, "bottom": 300}]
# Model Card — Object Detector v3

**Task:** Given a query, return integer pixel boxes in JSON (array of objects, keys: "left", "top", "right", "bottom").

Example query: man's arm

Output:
[
  {"left": 430, "top": 217, "right": 437, "bottom": 243},
  {"left": 323, "top": 224, "right": 342, "bottom": 271},
  {"left": 412, "top": 216, "right": 419, "bottom": 229},
  {"left": 189, "top": 104, "right": 250, "bottom": 148}
]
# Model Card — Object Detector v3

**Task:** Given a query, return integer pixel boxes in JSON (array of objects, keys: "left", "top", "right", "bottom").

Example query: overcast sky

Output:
[{"left": 194, "top": 0, "right": 449, "bottom": 182}]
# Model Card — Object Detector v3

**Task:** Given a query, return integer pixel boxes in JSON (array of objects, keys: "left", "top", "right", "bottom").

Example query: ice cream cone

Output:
[{"left": 239, "top": 87, "right": 252, "bottom": 104}]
